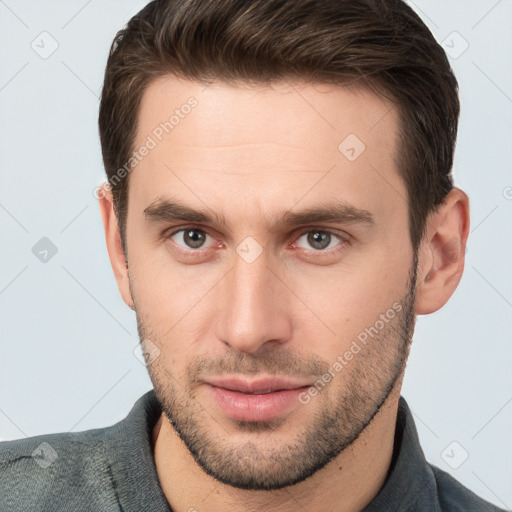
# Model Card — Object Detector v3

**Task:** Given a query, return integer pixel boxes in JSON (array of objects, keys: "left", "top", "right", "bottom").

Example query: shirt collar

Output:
[
  {"left": 103, "top": 390, "right": 172, "bottom": 511},
  {"left": 362, "top": 396, "right": 441, "bottom": 512}
]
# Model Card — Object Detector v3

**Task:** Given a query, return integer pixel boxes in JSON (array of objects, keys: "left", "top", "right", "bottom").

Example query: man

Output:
[{"left": 0, "top": 0, "right": 505, "bottom": 510}]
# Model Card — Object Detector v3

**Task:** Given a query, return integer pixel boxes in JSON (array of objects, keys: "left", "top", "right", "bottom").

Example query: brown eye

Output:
[
  {"left": 295, "top": 230, "right": 344, "bottom": 251},
  {"left": 170, "top": 228, "right": 211, "bottom": 249},
  {"left": 307, "top": 231, "right": 331, "bottom": 250}
]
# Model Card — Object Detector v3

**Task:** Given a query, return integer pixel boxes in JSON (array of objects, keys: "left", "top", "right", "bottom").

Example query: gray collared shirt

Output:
[{"left": 0, "top": 390, "right": 506, "bottom": 511}]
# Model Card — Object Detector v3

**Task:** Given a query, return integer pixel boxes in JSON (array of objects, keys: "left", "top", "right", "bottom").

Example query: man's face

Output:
[{"left": 125, "top": 77, "right": 417, "bottom": 490}]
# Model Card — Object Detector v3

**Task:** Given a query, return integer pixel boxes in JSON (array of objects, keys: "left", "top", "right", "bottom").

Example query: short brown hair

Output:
[{"left": 99, "top": 0, "right": 459, "bottom": 253}]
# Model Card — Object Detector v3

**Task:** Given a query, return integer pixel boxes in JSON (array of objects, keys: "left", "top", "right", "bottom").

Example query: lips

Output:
[
  {"left": 206, "top": 376, "right": 310, "bottom": 393},
  {"left": 204, "top": 376, "right": 311, "bottom": 421}
]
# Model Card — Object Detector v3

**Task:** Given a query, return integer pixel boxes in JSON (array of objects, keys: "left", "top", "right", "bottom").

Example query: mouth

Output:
[
  {"left": 206, "top": 376, "right": 311, "bottom": 393},
  {"left": 204, "top": 376, "right": 311, "bottom": 422}
]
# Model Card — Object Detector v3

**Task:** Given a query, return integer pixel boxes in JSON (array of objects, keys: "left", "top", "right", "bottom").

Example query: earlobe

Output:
[
  {"left": 414, "top": 188, "right": 470, "bottom": 315},
  {"left": 98, "top": 184, "right": 135, "bottom": 309}
]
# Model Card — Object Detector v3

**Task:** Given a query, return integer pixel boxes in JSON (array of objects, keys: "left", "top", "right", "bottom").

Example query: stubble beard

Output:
[{"left": 133, "top": 257, "right": 418, "bottom": 490}]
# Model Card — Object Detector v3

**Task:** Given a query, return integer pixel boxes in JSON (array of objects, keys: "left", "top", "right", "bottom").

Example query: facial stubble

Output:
[{"left": 132, "top": 257, "right": 418, "bottom": 491}]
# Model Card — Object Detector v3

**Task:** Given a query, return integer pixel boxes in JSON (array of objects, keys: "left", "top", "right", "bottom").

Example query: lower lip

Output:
[{"left": 207, "top": 384, "right": 309, "bottom": 422}]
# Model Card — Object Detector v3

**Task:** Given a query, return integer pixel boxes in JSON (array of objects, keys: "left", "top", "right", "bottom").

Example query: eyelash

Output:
[{"left": 163, "top": 226, "right": 351, "bottom": 258}]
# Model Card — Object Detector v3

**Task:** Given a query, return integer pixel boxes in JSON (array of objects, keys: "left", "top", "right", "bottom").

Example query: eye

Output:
[
  {"left": 168, "top": 228, "right": 215, "bottom": 250},
  {"left": 163, "top": 226, "right": 349, "bottom": 259},
  {"left": 294, "top": 229, "right": 347, "bottom": 252}
]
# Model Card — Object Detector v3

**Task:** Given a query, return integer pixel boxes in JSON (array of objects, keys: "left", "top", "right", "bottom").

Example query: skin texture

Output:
[{"left": 99, "top": 77, "right": 470, "bottom": 512}]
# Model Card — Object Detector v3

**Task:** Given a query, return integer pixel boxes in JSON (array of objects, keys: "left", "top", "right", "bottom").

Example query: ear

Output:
[
  {"left": 98, "top": 184, "right": 134, "bottom": 310},
  {"left": 415, "top": 187, "right": 470, "bottom": 315}
]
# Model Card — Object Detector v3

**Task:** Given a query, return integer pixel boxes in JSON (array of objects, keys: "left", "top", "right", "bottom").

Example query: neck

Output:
[{"left": 153, "top": 385, "right": 402, "bottom": 512}]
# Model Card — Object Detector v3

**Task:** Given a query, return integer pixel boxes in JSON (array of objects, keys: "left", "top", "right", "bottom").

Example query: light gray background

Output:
[{"left": 0, "top": 0, "right": 511, "bottom": 509}]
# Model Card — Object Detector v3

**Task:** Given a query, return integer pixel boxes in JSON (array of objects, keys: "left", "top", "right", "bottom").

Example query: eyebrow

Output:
[{"left": 143, "top": 198, "right": 375, "bottom": 229}]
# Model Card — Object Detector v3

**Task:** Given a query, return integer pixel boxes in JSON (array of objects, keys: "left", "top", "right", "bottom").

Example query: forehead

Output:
[
  {"left": 128, "top": 76, "right": 404, "bottom": 227},
  {"left": 136, "top": 76, "right": 397, "bottom": 148}
]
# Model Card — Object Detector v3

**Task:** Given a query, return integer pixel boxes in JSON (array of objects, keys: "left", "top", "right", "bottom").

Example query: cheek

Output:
[
  {"left": 128, "top": 243, "right": 225, "bottom": 351},
  {"left": 285, "top": 251, "right": 410, "bottom": 353}
]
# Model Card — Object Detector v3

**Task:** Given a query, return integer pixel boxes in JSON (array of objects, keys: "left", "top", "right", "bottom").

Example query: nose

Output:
[{"left": 214, "top": 248, "right": 293, "bottom": 354}]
